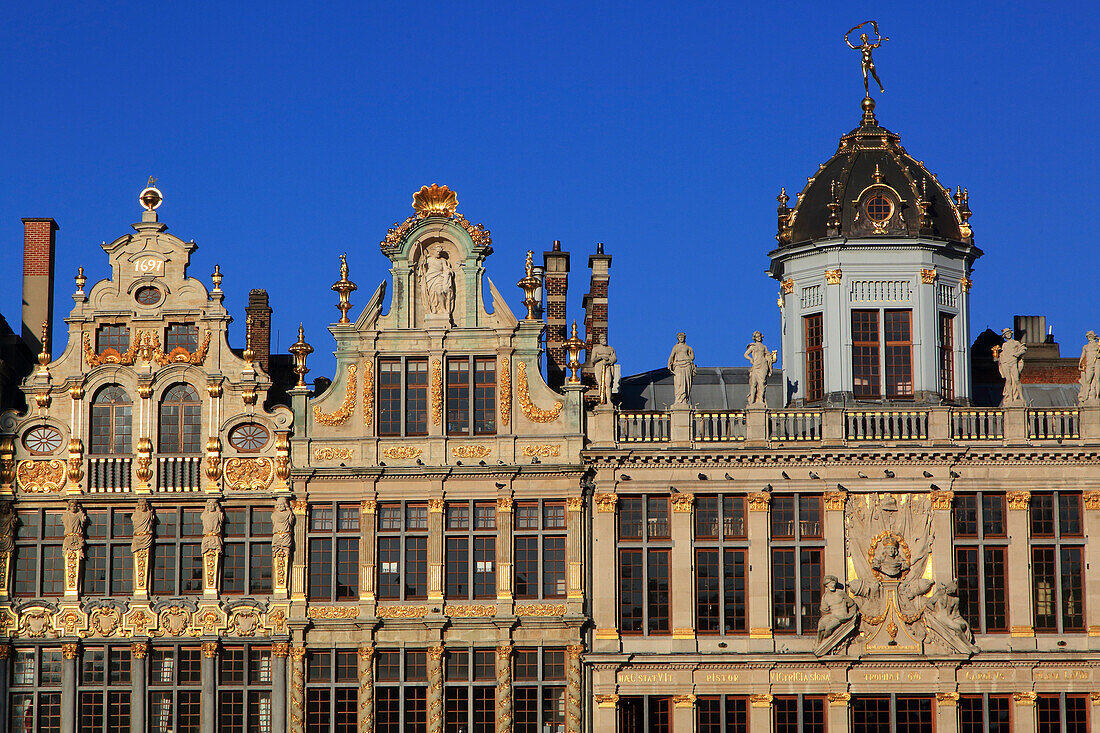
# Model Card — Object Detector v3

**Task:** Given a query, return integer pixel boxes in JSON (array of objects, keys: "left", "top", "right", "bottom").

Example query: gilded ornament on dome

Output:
[
  {"left": 516, "top": 362, "right": 562, "bottom": 423},
  {"left": 313, "top": 364, "right": 357, "bottom": 426},
  {"left": 223, "top": 457, "right": 274, "bottom": 491}
]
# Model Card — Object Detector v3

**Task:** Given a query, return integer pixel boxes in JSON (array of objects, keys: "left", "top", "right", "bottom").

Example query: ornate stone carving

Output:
[
  {"left": 451, "top": 445, "right": 491, "bottom": 459},
  {"left": 936, "top": 691, "right": 959, "bottom": 706},
  {"left": 361, "top": 500, "right": 377, "bottom": 514},
  {"left": 748, "top": 491, "right": 771, "bottom": 511},
  {"left": 825, "top": 269, "right": 843, "bottom": 285},
  {"left": 66, "top": 438, "right": 83, "bottom": 490},
  {"left": 499, "top": 356, "right": 511, "bottom": 426},
  {"left": 62, "top": 642, "right": 80, "bottom": 659},
  {"left": 1084, "top": 491, "right": 1100, "bottom": 511},
  {"left": 749, "top": 694, "right": 774, "bottom": 707},
  {"left": 362, "top": 360, "right": 374, "bottom": 426},
  {"left": 134, "top": 436, "right": 153, "bottom": 488},
  {"left": 1013, "top": 691, "right": 1037, "bottom": 706},
  {"left": 223, "top": 457, "right": 274, "bottom": 490},
  {"left": 816, "top": 575, "right": 860, "bottom": 656},
  {"left": 154, "top": 329, "right": 212, "bottom": 365},
  {"left": 204, "top": 436, "right": 221, "bottom": 490},
  {"left": 920, "top": 268, "right": 937, "bottom": 284},
  {"left": 667, "top": 332, "right": 695, "bottom": 406},
  {"left": 418, "top": 243, "right": 457, "bottom": 325},
  {"left": 431, "top": 360, "right": 443, "bottom": 425},
  {"left": 428, "top": 498, "right": 445, "bottom": 513},
  {"left": 496, "top": 496, "right": 513, "bottom": 511},
  {"left": 19, "top": 608, "right": 56, "bottom": 638},
  {"left": 594, "top": 493, "right": 618, "bottom": 513},
  {"left": 671, "top": 493, "right": 695, "bottom": 513},
  {"left": 228, "top": 607, "right": 265, "bottom": 636},
  {"left": 313, "top": 364, "right": 357, "bottom": 426},
  {"left": 595, "top": 694, "right": 619, "bottom": 708},
  {"left": 1007, "top": 490, "right": 1031, "bottom": 511},
  {"left": 590, "top": 334, "right": 618, "bottom": 405},
  {"left": 57, "top": 608, "right": 83, "bottom": 635},
  {"left": 924, "top": 581, "right": 978, "bottom": 652},
  {"left": 521, "top": 444, "right": 561, "bottom": 458},
  {"left": 744, "top": 331, "right": 777, "bottom": 407},
  {"left": 929, "top": 490, "right": 954, "bottom": 510},
  {"left": 959, "top": 276, "right": 972, "bottom": 292},
  {"left": 83, "top": 331, "right": 138, "bottom": 367},
  {"left": 515, "top": 603, "right": 567, "bottom": 617},
  {"left": 16, "top": 459, "right": 66, "bottom": 493},
  {"left": 566, "top": 496, "right": 584, "bottom": 511},
  {"left": 88, "top": 607, "right": 122, "bottom": 637},
  {"left": 382, "top": 446, "right": 422, "bottom": 460},
  {"left": 377, "top": 605, "right": 429, "bottom": 618},
  {"left": 131, "top": 642, "right": 149, "bottom": 658},
  {"left": 447, "top": 604, "right": 496, "bottom": 618},
  {"left": 516, "top": 361, "right": 562, "bottom": 422},
  {"left": 828, "top": 692, "right": 851, "bottom": 706},
  {"left": 996, "top": 328, "right": 1026, "bottom": 405},
  {"left": 313, "top": 446, "right": 354, "bottom": 462},
  {"left": 306, "top": 606, "right": 360, "bottom": 619},
  {"left": 159, "top": 606, "right": 191, "bottom": 636},
  {"left": 201, "top": 641, "right": 219, "bottom": 658},
  {"left": 0, "top": 436, "right": 16, "bottom": 490},
  {"left": 672, "top": 694, "right": 697, "bottom": 708},
  {"left": 824, "top": 490, "right": 847, "bottom": 511},
  {"left": 780, "top": 278, "right": 795, "bottom": 294},
  {"left": 272, "top": 642, "right": 290, "bottom": 657}
]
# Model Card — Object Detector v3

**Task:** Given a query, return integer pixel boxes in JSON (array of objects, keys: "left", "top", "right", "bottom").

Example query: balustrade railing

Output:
[
  {"left": 157, "top": 455, "right": 203, "bottom": 491},
  {"left": 845, "top": 410, "right": 928, "bottom": 441},
  {"left": 951, "top": 409, "right": 1004, "bottom": 440},
  {"left": 1028, "top": 409, "right": 1080, "bottom": 440},
  {"left": 693, "top": 412, "right": 746, "bottom": 441},
  {"left": 88, "top": 458, "right": 132, "bottom": 492},
  {"left": 616, "top": 411, "right": 671, "bottom": 442},
  {"left": 769, "top": 410, "right": 822, "bottom": 441}
]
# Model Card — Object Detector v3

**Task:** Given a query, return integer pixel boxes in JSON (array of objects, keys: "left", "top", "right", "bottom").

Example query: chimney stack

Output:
[
  {"left": 246, "top": 289, "right": 273, "bottom": 373},
  {"left": 583, "top": 242, "right": 612, "bottom": 354},
  {"left": 22, "top": 218, "right": 58, "bottom": 358},
  {"left": 543, "top": 241, "right": 570, "bottom": 388}
]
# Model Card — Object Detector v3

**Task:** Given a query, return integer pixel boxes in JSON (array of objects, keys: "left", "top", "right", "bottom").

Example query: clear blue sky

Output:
[{"left": 2, "top": 1, "right": 1098, "bottom": 379}]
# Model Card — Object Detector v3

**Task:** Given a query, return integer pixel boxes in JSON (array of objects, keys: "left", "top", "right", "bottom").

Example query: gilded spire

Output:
[{"left": 331, "top": 253, "right": 357, "bottom": 324}]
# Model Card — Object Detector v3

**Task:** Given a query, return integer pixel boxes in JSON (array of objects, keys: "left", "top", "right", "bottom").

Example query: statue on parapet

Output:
[
  {"left": 1079, "top": 331, "right": 1099, "bottom": 403},
  {"left": 589, "top": 333, "right": 618, "bottom": 406},
  {"left": 995, "top": 328, "right": 1026, "bottom": 405},
  {"left": 668, "top": 332, "right": 696, "bottom": 407},
  {"left": 744, "top": 331, "right": 777, "bottom": 407}
]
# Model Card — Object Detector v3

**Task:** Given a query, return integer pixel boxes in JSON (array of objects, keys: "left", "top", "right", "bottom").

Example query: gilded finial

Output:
[
  {"left": 139, "top": 179, "right": 163, "bottom": 211},
  {"left": 517, "top": 250, "right": 542, "bottom": 321},
  {"left": 75, "top": 266, "right": 86, "bottom": 294},
  {"left": 826, "top": 181, "right": 842, "bottom": 232},
  {"left": 243, "top": 315, "right": 255, "bottom": 364},
  {"left": 563, "top": 321, "right": 586, "bottom": 384},
  {"left": 331, "top": 253, "right": 357, "bottom": 324},
  {"left": 955, "top": 186, "right": 973, "bottom": 238},
  {"left": 289, "top": 324, "right": 314, "bottom": 388},
  {"left": 872, "top": 164, "right": 884, "bottom": 184},
  {"left": 776, "top": 187, "right": 792, "bottom": 243},
  {"left": 777, "top": 187, "right": 789, "bottom": 207},
  {"left": 37, "top": 320, "right": 50, "bottom": 371},
  {"left": 412, "top": 184, "right": 459, "bottom": 218},
  {"left": 211, "top": 264, "right": 223, "bottom": 292}
]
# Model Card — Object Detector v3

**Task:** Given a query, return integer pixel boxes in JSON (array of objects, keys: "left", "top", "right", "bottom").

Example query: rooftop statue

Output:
[
  {"left": 744, "top": 331, "right": 777, "bottom": 407},
  {"left": 1079, "top": 331, "right": 1099, "bottom": 403},
  {"left": 590, "top": 333, "right": 618, "bottom": 405},
  {"left": 667, "top": 332, "right": 696, "bottom": 407},
  {"left": 996, "top": 328, "right": 1026, "bottom": 405},
  {"left": 845, "top": 21, "right": 889, "bottom": 96}
]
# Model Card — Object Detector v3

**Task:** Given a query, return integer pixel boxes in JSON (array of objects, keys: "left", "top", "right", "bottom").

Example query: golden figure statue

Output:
[{"left": 845, "top": 21, "right": 888, "bottom": 96}]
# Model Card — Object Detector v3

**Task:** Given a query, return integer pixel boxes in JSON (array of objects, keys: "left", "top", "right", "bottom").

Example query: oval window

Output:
[
  {"left": 865, "top": 194, "right": 893, "bottom": 223},
  {"left": 24, "top": 425, "right": 63, "bottom": 454},
  {"left": 135, "top": 286, "right": 162, "bottom": 306},
  {"left": 229, "top": 423, "right": 269, "bottom": 452}
]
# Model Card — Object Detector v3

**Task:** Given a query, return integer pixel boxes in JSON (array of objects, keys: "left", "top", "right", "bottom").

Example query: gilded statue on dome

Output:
[{"left": 845, "top": 21, "right": 888, "bottom": 96}]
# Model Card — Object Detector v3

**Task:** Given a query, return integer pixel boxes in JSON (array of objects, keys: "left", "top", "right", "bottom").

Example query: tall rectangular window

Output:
[
  {"left": 953, "top": 492, "right": 1009, "bottom": 632},
  {"left": 959, "top": 694, "right": 1012, "bottom": 733},
  {"left": 851, "top": 309, "right": 880, "bottom": 398},
  {"left": 147, "top": 507, "right": 204, "bottom": 596},
  {"left": 14, "top": 509, "right": 64, "bottom": 597},
  {"left": 378, "top": 359, "right": 402, "bottom": 436},
  {"left": 774, "top": 696, "right": 825, "bottom": 733},
  {"left": 618, "top": 697, "right": 671, "bottom": 733},
  {"left": 308, "top": 503, "right": 359, "bottom": 602},
  {"left": 618, "top": 496, "right": 672, "bottom": 635},
  {"left": 305, "top": 649, "right": 357, "bottom": 733},
  {"left": 377, "top": 357, "right": 429, "bottom": 437},
  {"left": 218, "top": 645, "right": 272, "bottom": 733},
  {"left": 513, "top": 648, "right": 565, "bottom": 733},
  {"left": 770, "top": 494, "right": 824, "bottom": 635},
  {"left": 695, "top": 495, "right": 748, "bottom": 634},
  {"left": 1032, "top": 492, "right": 1085, "bottom": 633},
  {"left": 445, "top": 501, "right": 497, "bottom": 600},
  {"left": 149, "top": 645, "right": 202, "bottom": 733},
  {"left": 10, "top": 647, "right": 63, "bottom": 733},
  {"left": 406, "top": 359, "right": 429, "bottom": 436},
  {"left": 165, "top": 323, "right": 199, "bottom": 352},
  {"left": 221, "top": 507, "right": 272, "bottom": 596},
  {"left": 1037, "top": 694, "right": 1089, "bottom": 733},
  {"left": 378, "top": 502, "right": 428, "bottom": 600},
  {"left": 939, "top": 312, "right": 955, "bottom": 400},
  {"left": 444, "top": 649, "right": 496, "bottom": 733},
  {"left": 446, "top": 358, "right": 470, "bottom": 435},
  {"left": 376, "top": 649, "right": 428, "bottom": 733},
  {"left": 697, "top": 696, "right": 748, "bottom": 733},
  {"left": 446, "top": 356, "right": 496, "bottom": 436},
  {"left": 515, "top": 500, "right": 566, "bottom": 600},
  {"left": 804, "top": 313, "right": 824, "bottom": 402},
  {"left": 884, "top": 309, "right": 913, "bottom": 398},
  {"left": 852, "top": 696, "right": 933, "bottom": 733}
]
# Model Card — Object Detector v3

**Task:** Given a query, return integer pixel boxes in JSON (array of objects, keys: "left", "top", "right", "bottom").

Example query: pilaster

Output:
[
  {"left": 566, "top": 496, "right": 584, "bottom": 613},
  {"left": 824, "top": 490, "right": 846, "bottom": 577},
  {"left": 1006, "top": 491, "right": 1035, "bottom": 641},
  {"left": 672, "top": 694, "right": 696, "bottom": 732},
  {"left": 428, "top": 646, "right": 444, "bottom": 733},
  {"left": 746, "top": 492, "right": 773, "bottom": 648},
  {"left": 592, "top": 492, "right": 619, "bottom": 651},
  {"left": 428, "top": 498, "right": 444, "bottom": 603},
  {"left": 1085, "top": 492, "right": 1100, "bottom": 646},
  {"left": 201, "top": 640, "right": 217, "bottom": 732},
  {"left": 1012, "top": 692, "right": 1037, "bottom": 733},
  {"left": 291, "top": 500, "right": 308, "bottom": 604},
  {"left": 60, "top": 641, "right": 77, "bottom": 733},
  {"left": 566, "top": 645, "right": 583, "bottom": 733},
  {"left": 130, "top": 641, "right": 148, "bottom": 733},
  {"left": 272, "top": 642, "right": 289, "bottom": 733},
  {"left": 935, "top": 693, "right": 958, "bottom": 733},
  {"left": 670, "top": 493, "right": 695, "bottom": 644},
  {"left": 496, "top": 644, "right": 513, "bottom": 733},
  {"left": 360, "top": 500, "right": 377, "bottom": 615},
  {"left": 827, "top": 693, "right": 850, "bottom": 733},
  {"left": 930, "top": 490, "right": 954, "bottom": 592},
  {"left": 0, "top": 645, "right": 9, "bottom": 732},
  {"left": 289, "top": 645, "right": 306, "bottom": 733},
  {"left": 749, "top": 694, "right": 773, "bottom": 733},
  {"left": 496, "top": 495, "right": 514, "bottom": 614}
]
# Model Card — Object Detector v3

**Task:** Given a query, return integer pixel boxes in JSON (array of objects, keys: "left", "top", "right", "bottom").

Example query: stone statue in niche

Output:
[
  {"left": 590, "top": 333, "right": 618, "bottom": 405},
  {"left": 419, "top": 243, "right": 456, "bottom": 325},
  {"left": 272, "top": 497, "right": 295, "bottom": 555},
  {"left": 131, "top": 499, "right": 155, "bottom": 554},
  {"left": 62, "top": 500, "right": 86, "bottom": 558},
  {"left": 996, "top": 327, "right": 1026, "bottom": 405},
  {"left": 667, "top": 332, "right": 696, "bottom": 406},
  {"left": 744, "top": 330, "right": 777, "bottom": 407},
  {"left": 201, "top": 499, "right": 224, "bottom": 555},
  {"left": 1079, "top": 331, "right": 1099, "bottom": 403}
]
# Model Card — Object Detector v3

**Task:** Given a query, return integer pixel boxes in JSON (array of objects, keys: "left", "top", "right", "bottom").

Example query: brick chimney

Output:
[
  {"left": 583, "top": 242, "right": 612, "bottom": 353},
  {"left": 543, "top": 241, "right": 570, "bottom": 388},
  {"left": 22, "top": 218, "right": 57, "bottom": 358},
  {"left": 246, "top": 289, "right": 273, "bottom": 373}
]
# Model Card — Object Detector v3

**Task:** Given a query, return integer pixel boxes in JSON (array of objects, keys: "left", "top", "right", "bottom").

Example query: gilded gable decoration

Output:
[
  {"left": 312, "top": 364, "right": 356, "bottom": 426},
  {"left": 499, "top": 356, "right": 511, "bottom": 426},
  {"left": 362, "top": 361, "right": 373, "bottom": 426},
  {"left": 517, "top": 362, "right": 562, "bottom": 423},
  {"left": 431, "top": 360, "right": 443, "bottom": 425}
]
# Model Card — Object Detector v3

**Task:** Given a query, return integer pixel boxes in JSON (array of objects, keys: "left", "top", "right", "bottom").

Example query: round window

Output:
[
  {"left": 135, "top": 286, "right": 162, "bottom": 306},
  {"left": 229, "top": 423, "right": 270, "bottom": 452},
  {"left": 865, "top": 194, "right": 893, "bottom": 223},
  {"left": 24, "top": 425, "right": 63, "bottom": 454}
]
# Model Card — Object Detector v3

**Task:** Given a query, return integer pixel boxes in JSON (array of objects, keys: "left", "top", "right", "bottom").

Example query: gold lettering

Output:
[{"left": 773, "top": 671, "right": 831, "bottom": 683}]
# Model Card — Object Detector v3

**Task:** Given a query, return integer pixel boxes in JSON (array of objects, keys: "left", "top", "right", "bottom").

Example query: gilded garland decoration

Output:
[
  {"left": 83, "top": 332, "right": 139, "bottom": 367},
  {"left": 516, "top": 362, "right": 562, "bottom": 423},
  {"left": 362, "top": 360, "right": 374, "bottom": 426},
  {"left": 382, "top": 446, "right": 422, "bottom": 460},
  {"left": 499, "top": 356, "right": 511, "bottom": 426},
  {"left": 430, "top": 360, "right": 443, "bottom": 425},
  {"left": 451, "top": 445, "right": 491, "bottom": 459},
  {"left": 313, "top": 364, "right": 357, "bottom": 427}
]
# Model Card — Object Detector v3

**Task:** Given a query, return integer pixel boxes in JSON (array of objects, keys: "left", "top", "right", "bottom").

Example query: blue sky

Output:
[{"left": 2, "top": 2, "right": 1098, "bottom": 379}]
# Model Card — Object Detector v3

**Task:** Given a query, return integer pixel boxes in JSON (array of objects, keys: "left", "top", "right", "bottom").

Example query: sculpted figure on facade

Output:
[
  {"left": 62, "top": 500, "right": 87, "bottom": 558},
  {"left": 744, "top": 330, "right": 777, "bottom": 407},
  {"left": 201, "top": 499, "right": 224, "bottom": 554},
  {"left": 870, "top": 535, "right": 909, "bottom": 579},
  {"left": 589, "top": 333, "right": 617, "bottom": 405},
  {"left": 131, "top": 499, "right": 155, "bottom": 554},
  {"left": 272, "top": 496, "right": 295, "bottom": 555},
  {"left": 0, "top": 501, "right": 15, "bottom": 554},
  {"left": 667, "top": 332, "right": 696, "bottom": 406},
  {"left": 1079, "top": 331, "right": 1099, "bottom": 403},
  {"left": 997, "top": 327, "right": 1026, "bottom": 405},
  {"left": 419, "top": 243, "right": 456, "bottom": 325},
  {"left": 815, "top": 574, "right": 860, "bottom": 655},
  {"left": 925, "top": 580, "right": 978, "bottom": 652}
]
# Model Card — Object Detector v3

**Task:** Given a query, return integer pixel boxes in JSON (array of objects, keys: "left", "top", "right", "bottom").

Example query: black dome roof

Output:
[{"left": 776, "top": 98, "right": 973, "bottom": 247}]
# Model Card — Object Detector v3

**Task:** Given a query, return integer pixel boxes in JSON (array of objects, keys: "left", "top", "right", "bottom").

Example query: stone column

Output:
[
  {"left": 566, "top": 645, "right": 583, "bottom": 733},
  {"left": 747, "top": 492, "right": 773, "bottom": 646},
  {"left": 271, "top": 642, "right": 289, "bottom": 733},
  {"left": 360, "top": 501, "right": 377, "bottom": 611},
  {"left": 935, "top": 693, "right": 958, "bottom": 733},
  {"left": 1084, "top": 492, "right": 1100, "bottom": 646},
  {"left": 130, "top": 641, "right": 148, "bottom": 733},
  {"left": 357, "top": 645, "right": 375, "bottom": 733},
  {"left": 672, "top": 694, "right": 696, "bottom": 732},
  {"left": 824, "top": 490, "right": 846, "bottom": 577},
  {"left": 289, "top": 645, "right": 306, "bottom": 733},
  {"left": 428, "top": 646, "right": 444, "bottom": 733},
  {"left": 496, "top": 496, "right": 514, "bottom": 613},
  {"left": 0, "top": 644, "right": 9, "bottom": 731},
  {"left": 428, "top": 499, "right": 444, "bottom": 603},
  {"left": 1012, "top": 692, "right": 1037, "bottom": 733},
  {"left": 291, "top": 500, "right": 309, "bottom": 602},
  {"left": 592, "top": 492, "right": 619, "bottom": 651},
  {"left": 930, "top": 491, "right": 954, "bottom": 586},
  {"left": 670, "top": 493, "right": 695, "bottom": 643},
  {"left": 61, "top": 641, "right": 78, "bottom": 733},
  {"left": 496, "top": 644, "right": 513, "bottom": 733},
  {"left": 1006, "top": 491, "right": 1035, "bottom": 640},
  {"left": 827, "top": 693, "right": 850, "bottom": 733},
  {"left": 566, "top": 496, "right": 584, "bottom": 608},
  {"left": 749, "top": 694, "right": 773, "bottom": 733},
  {"left": 200, "top": 641, "right": 217, "bottom": 732}
]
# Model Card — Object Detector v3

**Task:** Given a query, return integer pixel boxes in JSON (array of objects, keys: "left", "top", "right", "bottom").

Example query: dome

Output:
[{"left": 776, "top": 97, "right": 973, "bottom": 247}]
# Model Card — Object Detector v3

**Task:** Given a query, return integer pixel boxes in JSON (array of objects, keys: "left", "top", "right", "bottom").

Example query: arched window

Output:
[
  {"left": 158, "top": 384, "right": 201, "bottom": 454},
  {"left": 90, "top": 386, "right": 132, "bottom": 455}
]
